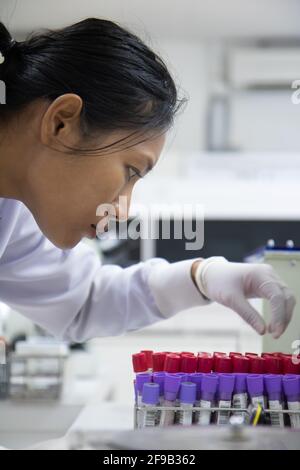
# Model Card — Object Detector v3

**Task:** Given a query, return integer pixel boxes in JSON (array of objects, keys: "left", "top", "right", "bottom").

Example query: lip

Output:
[
  {"left": 87, "top": 224, "right": 97, "bottom": 239},
  {"left": 88, "top": 219, "right": 109, "bottom": 239}
]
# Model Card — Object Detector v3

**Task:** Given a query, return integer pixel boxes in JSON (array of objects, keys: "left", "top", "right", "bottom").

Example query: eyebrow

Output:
[
  {"left": 130, "top": 155, "right": 155, "bottom": 179},
  {"left": 141, "top": 157, "right": 154, "bottom": 177},
  {"left": 143, "top": 159, "right": 154, "bottom": 176}
]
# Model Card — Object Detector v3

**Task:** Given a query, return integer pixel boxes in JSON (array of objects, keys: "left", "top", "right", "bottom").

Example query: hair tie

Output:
[{"left": 0, "top": 38, "right": 17, "bottom": 65}]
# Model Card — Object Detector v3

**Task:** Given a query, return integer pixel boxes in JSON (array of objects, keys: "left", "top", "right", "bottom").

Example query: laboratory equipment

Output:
[
  {"left": 132, "top": 350, "right": 300, "bottom": 430},
  {"left": 261, "top": 241, "right": 300, "bottom": 354},
  {"left": 9, "top": 338, "right": 68, "bottom": 400}
]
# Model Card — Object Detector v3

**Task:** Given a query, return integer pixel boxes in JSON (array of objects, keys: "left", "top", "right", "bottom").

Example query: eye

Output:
[{"left": 126, "top": 166, "right": 141, "bottom": 182}]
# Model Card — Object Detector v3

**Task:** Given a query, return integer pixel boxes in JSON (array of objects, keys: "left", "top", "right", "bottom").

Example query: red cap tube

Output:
[
  {"left": 232, "top": 355, "right": 250, "bottom": 373},
  {"left": 249, "top": 356, "right": 266, "bottom": 374},
  {"left": 180, "top": 354, "right": 197, "bottom": 373},
  {"left": 214, "top": 355, "right": 232, "bottom": 373},
  {"left": 197, "top": 353, "right": 213, "bottom": 373},
  {"left": 140, "top": 350, "right": 153, "bottom": 369},
  {"left": 164, "top": 353, "right": 181, "bottom": 373},
  {"left": 264, "top": 355, "right": 282, "bottom": 374},
  {"left": 132, "top": 352, "right": 148, "bottom": 373},
  {"left": 152, "top": 352, "right": 167, "bottom": 372},
  {"left": 283, "top": 355, "right": 300, "bottom": 375},
  {"left": 229, "top": 352, "right": 242, "bottom": 358}
]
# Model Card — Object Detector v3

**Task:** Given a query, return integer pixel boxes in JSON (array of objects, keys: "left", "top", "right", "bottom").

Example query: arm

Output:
[{"left": 0, "top": 203, "right": 209, "bottom": 342}]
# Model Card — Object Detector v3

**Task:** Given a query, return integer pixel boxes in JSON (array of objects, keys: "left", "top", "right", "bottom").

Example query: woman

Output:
[{"left": 0, "top": 18, "right": 295, "bottom": 342}]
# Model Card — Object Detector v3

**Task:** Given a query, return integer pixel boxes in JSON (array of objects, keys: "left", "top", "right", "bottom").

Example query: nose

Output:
[{"left": 114, "top": 192, "right": 131, "bottom": 222}]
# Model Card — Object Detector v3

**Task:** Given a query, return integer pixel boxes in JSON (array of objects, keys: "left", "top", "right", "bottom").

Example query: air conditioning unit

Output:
[{"left": 228, "top": 47, "right": 300, "bottom": 88}]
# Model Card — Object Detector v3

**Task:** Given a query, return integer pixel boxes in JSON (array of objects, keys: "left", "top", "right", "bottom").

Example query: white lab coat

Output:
[{"left": 0, "top": 198, "right": 209, "bottom": 342}]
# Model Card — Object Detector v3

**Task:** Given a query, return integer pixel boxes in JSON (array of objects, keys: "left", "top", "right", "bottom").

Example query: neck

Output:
[{"left": 0, "top": 121, "right": 26, "bottom": 201}]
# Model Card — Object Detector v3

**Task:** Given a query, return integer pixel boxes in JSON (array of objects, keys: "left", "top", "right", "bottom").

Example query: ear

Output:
[{"left": 40, "top": 94, "right": 83, "bottom": 150}]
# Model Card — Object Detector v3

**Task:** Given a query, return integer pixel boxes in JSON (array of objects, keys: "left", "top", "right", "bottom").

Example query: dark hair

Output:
[{"left": 0, "top": 18, "right": 185, "bottom": 154}]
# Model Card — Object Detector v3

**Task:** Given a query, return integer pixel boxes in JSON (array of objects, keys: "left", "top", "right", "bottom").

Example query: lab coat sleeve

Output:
[{"left": 0, "top": 203, "right": 210, "bottom": 342}]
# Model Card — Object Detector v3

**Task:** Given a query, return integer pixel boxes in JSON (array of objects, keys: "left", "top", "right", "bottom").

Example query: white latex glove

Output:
[{"left": 195, "top": 257, "right": 296, "bottom": 338}]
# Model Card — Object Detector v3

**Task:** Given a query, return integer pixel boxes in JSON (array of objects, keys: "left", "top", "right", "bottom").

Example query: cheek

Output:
[
  {"left": 62, "top": 164, "right": 126, "bottom": 222},
  {"left": 28, "top": 156, "right": 126, "bottom": 236},
  {"left": 81, "top": 166, "right": 126, "bottom": 206}
]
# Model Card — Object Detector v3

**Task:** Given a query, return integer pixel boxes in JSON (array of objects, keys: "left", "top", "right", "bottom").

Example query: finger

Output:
[
  {"left": 231, "top": 295, "right": 266, "bottom": 335},
  {"left": 258, "top": 281, "right": 291, "bottom": 339},
  {"left": 268, "top": 286, "right": 296, "bottom": 338},
  {"left": 284, "top": 287, "right": 296, "bottom": 325}
]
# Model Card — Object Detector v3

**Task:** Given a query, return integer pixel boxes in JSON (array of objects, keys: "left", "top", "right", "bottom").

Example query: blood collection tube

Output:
[
  {"left": 140, "top": 382, "right": 159, "bottom": 428},
  {"left": 214, "top": 355, "right": 232, "bottom": 373},
  {"left": 248, "top": 356, "right": 266, "bottom": 374},
  {"left": 140, "top": 350, "right": 153, "bottom": 370},
  {"left": 153, "top": 372, "right": 165, "bottom": 405},
  {"left": 135, "top": 373, "right": 152, "bottom": 406},
  {"left": 263, "top": 355, "right": 282, "bottom": 374},
  {"left": 177, "top": 382, "right": 197, "bottom": 426},
  {"left": 152, "top": 352, "right": 166, "bottom": 372},
  {"left": 159, "top": 374, "right": 181, "bottom": 427},
  {"left": 216, "top": 373, "right": 235, "bottom": 425},
  {"left": 247, "top": 374, "right": 265, "bottom": 408},
  {"left": 232, "top": 373, "right": 248, "bottom": 421},
  {"left": 197, "top": 373, "right": 219, "bottom": 426},
  {"left": 132, "top": 352, "right": 148, "bottom": 373},
  {"left": 197, "top": 353, "right": 213, "bottom": 373},
  {"left": 282, "top": 376, "right": 300, "bottom": 429},
  {"left": 264, "top": 375, "right": 284, "bottom": 428},
  {"left": 180, "top": 354, "right": 197, "bottom": 373},
  {"left": 232, "top": 355, "right": 250, "bottom": 373},
  {"left": 164, "top": 353, "right": 181, "bottom": 373}
]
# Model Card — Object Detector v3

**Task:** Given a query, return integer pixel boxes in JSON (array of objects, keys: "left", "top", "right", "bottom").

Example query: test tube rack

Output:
[{"left": 134, "top": 403, "right": 300, "bottom": 429}]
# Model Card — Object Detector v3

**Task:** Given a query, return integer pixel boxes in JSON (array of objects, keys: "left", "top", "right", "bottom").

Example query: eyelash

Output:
[{"left": 127, "top": 166, "right": 141, "bottom": 181}]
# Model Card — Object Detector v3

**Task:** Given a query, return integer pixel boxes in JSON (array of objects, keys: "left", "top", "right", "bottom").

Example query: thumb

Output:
[{"left": 231, "top": 295, "right": 266, "bottom": 335}]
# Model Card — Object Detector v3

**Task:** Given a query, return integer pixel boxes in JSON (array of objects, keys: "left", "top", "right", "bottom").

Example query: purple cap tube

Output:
[
  {"left": 134, "top": 380, "right": 137, "bottom": 402},
  {"left": 264, "top": 375, "right": 282, "bottom": 401},
  {"left": 179, "top": 382, "right": 197, "bottom": 405},
  {"left": 153, "top": 372, "right": 165, "bottom": 396},
  {"left": 234, "top": 373, "right": 247, "bottom": 394},
  {"left": 175, "top": 373, "right": 189, "bottom": 382},
  {"left": 201, "top": 373, "right": 219, "bottom": 402},
  {"left": 247, "top": 374, "right": 264, "bottom": 398},
  {"left": 136, "top": 372, "right": 152, "bottom": 395},
  {"left": 188, "top": 373, "right": 203, "bottom": 401},
  {"left": 164, "top": 373, "right": 182, "bottom": 401},
  {"left": 283, "top": 376, "right": 300, "bottom": 402},
  {"left": 218, "top": 373, "right": 235, "bottom": 401},
  {"left": 142, "top": 382, "right": 160, "bottom": 405}
]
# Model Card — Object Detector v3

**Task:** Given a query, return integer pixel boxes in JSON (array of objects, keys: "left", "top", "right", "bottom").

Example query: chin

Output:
[{"left": 46, "top": 232, "right": 81, "bottom": 250}]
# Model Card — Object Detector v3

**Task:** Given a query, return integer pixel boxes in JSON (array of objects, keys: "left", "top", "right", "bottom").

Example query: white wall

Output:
[
  {"left": 156, "top": 39, "right": 208, "bottom": 154},
  {"left": 1, "top": 0, "right": 300, "bottom": 157}
]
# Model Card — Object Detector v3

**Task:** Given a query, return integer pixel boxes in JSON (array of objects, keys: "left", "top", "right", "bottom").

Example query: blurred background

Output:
[{"left": 0, "top": 0, "right": 300, "bottom": 448}]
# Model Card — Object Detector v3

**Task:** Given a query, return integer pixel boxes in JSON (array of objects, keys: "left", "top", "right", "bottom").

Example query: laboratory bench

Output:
[{"left": 0, "top": 351, "right": 114, "bottom": 449}]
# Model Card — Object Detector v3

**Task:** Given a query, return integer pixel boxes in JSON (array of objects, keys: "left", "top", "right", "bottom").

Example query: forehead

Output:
[{"left": 122, "top": 131, "right": 166, "bottom": 163}]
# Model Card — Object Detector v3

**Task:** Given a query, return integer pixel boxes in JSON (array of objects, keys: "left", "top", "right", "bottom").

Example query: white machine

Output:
[{"left": 262, "top": 241, "right": 300, "bottom": 354}]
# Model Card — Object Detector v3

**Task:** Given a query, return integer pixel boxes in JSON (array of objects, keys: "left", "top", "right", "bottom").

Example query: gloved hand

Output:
[{"left": 194, "top": 257, "right": 296, "bottom": 338}]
